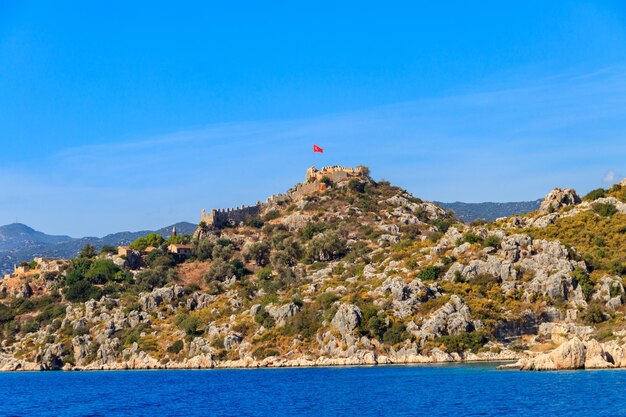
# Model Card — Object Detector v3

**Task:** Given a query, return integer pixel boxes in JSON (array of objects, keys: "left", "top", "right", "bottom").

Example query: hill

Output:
[
  {"left": 438, "top": 200, "right": 541, "bottom": 222},
  {"left": 1, "top": 167, "right": 626, "bottom": 372},
  {"left": 0, "top": 222, "right": 196, "bottom": 275}
]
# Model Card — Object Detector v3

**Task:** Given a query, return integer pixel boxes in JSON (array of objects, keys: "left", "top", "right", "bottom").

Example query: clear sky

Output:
[{"left": 2, "top": 1, "right": 626, "bottom": 236}]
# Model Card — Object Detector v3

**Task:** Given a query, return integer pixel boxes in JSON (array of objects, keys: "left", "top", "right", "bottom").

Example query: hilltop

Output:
[{"left": 1, "top": 167, "right": 626, "bottom": 371}]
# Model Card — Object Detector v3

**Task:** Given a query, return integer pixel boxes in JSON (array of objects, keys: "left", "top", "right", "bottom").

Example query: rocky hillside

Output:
[
  {"left": 0, "top": 222, "right": 197, "bottom": 275},
  {"left": 2, "top": 169, "right": 626, "bottom": 371}
]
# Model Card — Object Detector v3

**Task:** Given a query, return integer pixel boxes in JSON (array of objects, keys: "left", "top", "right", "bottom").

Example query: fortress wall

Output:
[{"left": 202, "top": 204, "right": 262, "bottom": 228}]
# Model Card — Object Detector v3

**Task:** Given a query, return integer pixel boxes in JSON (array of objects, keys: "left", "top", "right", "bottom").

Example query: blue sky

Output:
[{"left": 2, "top": 1, "right": 626, "bottom": 236}]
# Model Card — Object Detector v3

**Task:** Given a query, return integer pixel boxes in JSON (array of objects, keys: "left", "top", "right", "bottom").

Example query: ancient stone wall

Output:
[{"left": 201, "top": 204, "right": 262, "bottom": 228}]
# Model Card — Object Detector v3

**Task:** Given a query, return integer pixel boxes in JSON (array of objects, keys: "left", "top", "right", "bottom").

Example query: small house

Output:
[
  {"left": 167, "top": 244, "right": 192, "bottom": 257},
  {"left": 118, "top": 246, "right": 133, "bottom": 257}
]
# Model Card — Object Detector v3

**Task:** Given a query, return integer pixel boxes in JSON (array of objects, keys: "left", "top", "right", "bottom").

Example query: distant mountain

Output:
[
  {"left": 0, "top": 224, "right": 73, "bottom": 251},
  {"left": 0, "top": 222, "right": 197, "bottom": 275},
  {"left": 438, "top": 200, "right": 541, "bottom": 222}
]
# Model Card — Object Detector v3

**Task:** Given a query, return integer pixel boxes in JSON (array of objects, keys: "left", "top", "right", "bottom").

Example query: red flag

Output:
[{"left": 313, "top": 144, "right": 324, "bottom": 153}]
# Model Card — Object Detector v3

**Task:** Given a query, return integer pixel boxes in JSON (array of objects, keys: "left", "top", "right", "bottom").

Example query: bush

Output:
[
  {"left": 437, "top": 331, "right": 487, "bottom": 353},
  {"left": 254, "top": 309, "right": 275, "bottom": 328},
  {"left": 251, "top": 346, "right": 279, "bottom": 359},
  {"left": 264, "top": 210, "right": 281, "bottom": 222},
  {"left": 118, "top": 323, "right": 151, "bottom": 345},
  {"left": 135, "top": 268, "right": 171, "bottom": 290},
  {"left": 306, "top": 231, "right": 347, "bottom": 261},
  {"left": 175, "top": 314, "right": 203, "bottom": 336},
  {"left": 205, "top": 259, "right": 236, "bottom": 283},
  {"left": 146, "top": 251, "right": 177, "bottom": 269},
  {"left": 348, "top": 179, "right": 366, "bottom": 193},
  {"left": 192, "top": 239, "right": 215, "bottom": 261},
  {"left": 418, "top": 266, "right": 441, "bottom": 281},
  {"left": 573, "top": 267, "right": 594, "bottom": 301},
  {"left": 64, "top": 280, "right": 102, "bottom": 303},
  {"left": 431, "top": 219, "right": 452, "bottom": 234},
  {"left": 244, "top": 215, "right": 264, "bottom": 228},
  {"left": 593, "top": 203, "right": 617, "bottom": 217},
  {"left": 21, "top": 320, "right": 39, "bottom": 334},
  {"left": 317, "top": 293, "right": 338, "bottom": 310},
  {"left": 463, "top": 232, "right": 483, "bottom": 244},
  {"left": 281, "top": 306, "right": 321, "bottom": 338},
  {"left": 301, "top": 222, "right": 326, "bottom": 240},
  {"left": 584, "top": 188, "right": 607, "bottom": 201},
  {"left": 482, "top": 235, "right": 501, "bottom": 249},
  {"left": 583, "top": 305, "right": 606, "bottom": 324},
  {"left": 382, "top": 322, "right": 409, "bottom": 345}
]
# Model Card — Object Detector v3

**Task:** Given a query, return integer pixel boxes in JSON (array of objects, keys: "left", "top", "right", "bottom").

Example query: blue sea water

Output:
[{"left": 0, "top": 363, "right": 624, "bottom": 417}]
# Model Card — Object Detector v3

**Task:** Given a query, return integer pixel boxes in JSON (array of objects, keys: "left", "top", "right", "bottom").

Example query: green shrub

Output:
[
  {"left": 21, "top": 320, "right": 39, "bottom": 334},
  {"left": 251, "top": 346, "right": 279, "bottom": 359},
  {"left": 463, "top": 232, "right": 483, "bottom": 244},
  {"left": 482, "top": 235, "right": 501, "bottom": 249},
  {"left": 264, "top": 210, "right": 281, "bottom": 221},
  {"left": 593, "top": 203, "right": 617, "bottom": 217},
  {"left": 584, "top": 188, "right": 607, "bottom": 201},
  {"left": 573, "top": 267, "right": 594, "bottom": 301},
  {"left": 382, "top": 322, "right": 409, "bottom": 345},
  {"left": 175, "top": 314, "right": 203, "bottom": 337},
  {"left": 317, "top": 293, "right": 338, "bottom": 310},
  {"left": 64, "top": 280, "right": 102, "bottom": 303},
  {"left": 254, "top": 309, "right": 275, "bottom": 328},
  {"left": 583, "top": 305, "right": 606, "bottom": 324},
  {"left": 85, "top": 259, "right": 120, "bottom": 284},
  {"left": 244, "top": 215, "right": 264, "bottom": 228},
  {"left": 245, "top": 242, "right": 271, "bottom": 266},
  {"left": 306, "top": 231, "right": 347, "bottom": 261},
  {"left": 418, "top": 266, "right": 441, "bottom": 281},
  {"left": 437, "top": 331, "right": 487, "bottom": 353},
  {"left": 281, "top": 306, "right": 321, "bottom": 338}
]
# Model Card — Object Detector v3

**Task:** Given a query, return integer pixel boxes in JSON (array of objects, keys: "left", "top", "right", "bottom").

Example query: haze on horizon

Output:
[{"left": 2, "top": 1, "right": 626, "bottom": 236}]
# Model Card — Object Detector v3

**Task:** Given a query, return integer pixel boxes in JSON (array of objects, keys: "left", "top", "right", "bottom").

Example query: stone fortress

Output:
[{"left": 199, "top": 165, "right": 368, "bottom": 229}]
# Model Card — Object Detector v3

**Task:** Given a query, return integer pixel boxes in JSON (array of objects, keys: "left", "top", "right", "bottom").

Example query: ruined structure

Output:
[
  {"left": 305, "top": 165, "right": 367, "bottom": 183},
  {"left": 200, "top": 203, "right": 262, "bottom": 228},
  {"left": 198, "top": 166, "right": 369, "bottom": 230}
]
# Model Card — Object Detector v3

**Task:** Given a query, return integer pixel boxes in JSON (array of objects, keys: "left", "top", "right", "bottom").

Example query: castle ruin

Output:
[
  {"left": 199, "top": 166, "right": 368, "bottom": 230},
  {"left": 200, "top": 203, "right": 262, "bottom": 228}
]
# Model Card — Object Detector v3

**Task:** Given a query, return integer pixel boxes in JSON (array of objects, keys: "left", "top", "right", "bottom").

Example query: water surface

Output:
[{"left": 0, "top": 363, "right": 624, "bottom": 416}]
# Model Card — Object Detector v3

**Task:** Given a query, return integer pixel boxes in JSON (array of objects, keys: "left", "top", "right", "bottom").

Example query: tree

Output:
[
  {"left": 245, "top": 242, "right": 271, "bottom": 266},
  {"left": 78, "top": 244, "right": 97, "bottom": 259},
  {"left": 192, "top": 239, "right": 215, "bottom": 261},
  {"left": 306, "top": 231, "right": 347, "bottom": 261},
  {"left": 85, "top": 259, "right": 120, "bottom": 284},
  {"left": 64, "top": 280, "right": 102, "bottom": 303},
  {"left": 99, "top": 245, "right": 118, "bottom": 254}
]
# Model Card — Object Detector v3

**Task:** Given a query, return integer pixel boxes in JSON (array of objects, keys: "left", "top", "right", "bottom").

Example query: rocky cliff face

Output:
[{"left": 2, "top": 172, "right": 626, "bottom": 371}]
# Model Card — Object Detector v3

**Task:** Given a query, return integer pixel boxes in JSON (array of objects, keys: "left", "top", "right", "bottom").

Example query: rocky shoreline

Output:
[{"left": 0, "top": 349, "right": 520, "bottom": 372}]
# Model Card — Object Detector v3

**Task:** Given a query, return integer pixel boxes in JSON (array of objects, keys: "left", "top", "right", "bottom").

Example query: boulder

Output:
[
  {"left": 331, "top": 304, "right": 362, "bottom": 338},
  {"left": 539, "top": 188, "right": 581, "bottom": 213}
]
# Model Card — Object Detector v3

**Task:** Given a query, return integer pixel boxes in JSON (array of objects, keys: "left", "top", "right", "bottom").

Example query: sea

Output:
[{"left": 0, "top": 362, "right": 624, "bottom": 416}]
